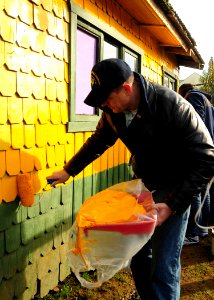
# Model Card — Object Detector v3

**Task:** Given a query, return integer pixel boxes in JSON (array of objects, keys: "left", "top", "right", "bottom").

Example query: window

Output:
[
  {"left": 124, "top": 49, "right": 139, "bottom": 72},
  {"left": 103, "top": 41, "right": 118, "bottom": 59},
  {"left": 162, "top": 66, "right": 178, "bottom": 91},
  {"left": 68, "top": 5, "right": 142, "bottom": 132},
  {"left": 75, "top": 28, "right": 97, "bottom": 115},
  {"left": 68, "top": 16, "right": 103, "bottom": 132}
]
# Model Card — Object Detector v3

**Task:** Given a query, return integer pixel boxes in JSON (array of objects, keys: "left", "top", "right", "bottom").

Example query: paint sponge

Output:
[{"left": 17, "top": 173, "right": 34, "bottom": 207}]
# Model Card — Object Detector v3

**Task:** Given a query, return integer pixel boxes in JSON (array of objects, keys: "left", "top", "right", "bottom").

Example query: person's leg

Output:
[
  {"left": 130, "top": 209, "right": 189, "bottom": 300},
  {"left": 184, "top": 193, "right": 201, "bottom": 243},
  {"left": 209, "top": 183, "right": 214, "bottom": 225},
  {"left": 130, "top": 240, "right": 152, "bottom": 299},
  {"left": 150, "top": 209, "right": 189, "bottom": 300}
]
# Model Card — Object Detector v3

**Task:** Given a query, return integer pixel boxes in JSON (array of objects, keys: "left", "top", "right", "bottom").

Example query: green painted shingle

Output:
[
  {"left": 2, "top": 251, "right": 16, "bottom": 279},
  {"left": 5, "top": 224, "right": 21, "bottom": 253},
  {"left": 0, "top": 231, "right": 5, "bottom": 258},
  {"left": 21, "top": 218, "right": 35, "bottom": 245}
]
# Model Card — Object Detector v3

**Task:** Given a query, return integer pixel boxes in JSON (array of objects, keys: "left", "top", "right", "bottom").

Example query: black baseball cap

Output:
[{"left": 84, "top": 58, "right": 132, "bottom": 107}]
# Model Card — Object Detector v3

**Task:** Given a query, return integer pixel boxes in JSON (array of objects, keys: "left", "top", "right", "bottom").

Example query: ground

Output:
[{"left": 35, "top": 237, "right": 214, "bottom": 300}]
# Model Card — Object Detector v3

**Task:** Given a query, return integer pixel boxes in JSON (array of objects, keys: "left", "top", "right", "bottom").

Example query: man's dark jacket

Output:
[{"left": 65, "top": 73, "right": 214, "bottom": 214}]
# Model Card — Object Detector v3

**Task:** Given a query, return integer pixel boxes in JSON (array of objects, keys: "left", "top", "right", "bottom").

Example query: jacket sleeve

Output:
[
  {"left": 167, "top": 98, "right": 214, "bottom": 214},
  {"left": 64, "top": 113, "right": 118, "bottom": 177}
]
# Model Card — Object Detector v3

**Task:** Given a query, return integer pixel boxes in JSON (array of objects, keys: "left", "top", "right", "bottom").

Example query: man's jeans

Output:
[
  {"left": 130, "top": 209, "right": 189, "bottom": 300},
  {"left": 186, "top": 190, "right": 210, "bottom": 237}
]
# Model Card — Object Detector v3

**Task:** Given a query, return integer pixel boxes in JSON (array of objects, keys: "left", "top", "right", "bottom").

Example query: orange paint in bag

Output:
[
  {"left": 72, "top": 189, "right": 150, "bottom": 258},
  {"left": 76, "top": 189, "right": 147, "bottom": 229}
]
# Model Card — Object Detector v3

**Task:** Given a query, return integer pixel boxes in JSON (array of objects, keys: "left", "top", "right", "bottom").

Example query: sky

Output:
[{"left": 169, "top": 0, "right": 214, "bottom": 80}]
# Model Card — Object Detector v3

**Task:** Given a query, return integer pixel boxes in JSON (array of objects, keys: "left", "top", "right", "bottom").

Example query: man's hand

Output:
[
  {"left": 153, "top": 203, "right": 173, "bottom": 226},
  {"left": 46, "top": 169, "right": 70, "bottom": 187}
]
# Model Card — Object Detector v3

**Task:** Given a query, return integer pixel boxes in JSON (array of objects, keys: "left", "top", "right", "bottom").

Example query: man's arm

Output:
[{"left": 47, "top": 113, "right": 118, "bottom": 185}]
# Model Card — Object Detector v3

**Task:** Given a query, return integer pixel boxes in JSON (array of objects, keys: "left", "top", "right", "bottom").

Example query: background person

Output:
[
  {"left": 47, "top": 59, "right": 214, "bottom": 300},
  {"left": 179, "top": 84, "right": 214, "bottom": 245}
]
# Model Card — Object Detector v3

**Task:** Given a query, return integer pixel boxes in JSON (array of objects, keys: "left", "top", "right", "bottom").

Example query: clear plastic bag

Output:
[{"left": 67, "top": 179, "right": 157, "bottom": 288}]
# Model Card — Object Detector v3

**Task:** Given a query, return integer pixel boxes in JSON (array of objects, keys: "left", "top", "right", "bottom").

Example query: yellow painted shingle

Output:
[
  {"left": 41, "top": 0, "right": 53, "bottom": 12},
  {"left": 33, "top": 5, "right": 49, "bottom": 31},
  {"left": 46, "top": 123, "right": 58, "bottom": 145},
  {"left": 46, "top": 78, "right": 57, "bottom": 101},
  {"left": 55, "top": 59, "right": 64, "bottom": 81},
  {"left": 53, "top": 0, "right": 64, "bottom": 19},
  {"left": 31, "top": 52, "right": 43, "bottom": 76},
  {"left": 107, "top": 144, "right": 114, "bottom": 169},
  {"left": 66, "top": 132, "right": 74, "bottom": 145},
  {"left": 30, "top": 28, "right": 42, "bottom": 53},
  {"left": 0, "top": 40, "right": 5, "bottom": 67},
  {"left": 24, "top": 125, "right": 36, "bottom": 148},
  {"left": 35, "top": 124, "right": 48, "bottom": 147},
  {"left": 32, "top": 76, "right": 46, "bottom": 100},
  {"left": 43, "top": 35, "right": 55, "bottom": 57},
  {"left": 50, "top": 101, "right": 61, "bottom": 124},
  {"left": 64, "top": 62, "right": 69, "bottom": 83},
  {"left": 0, "top": 13, "right": 16, "bottom": 43},
  {"left": 54, "top": 39, "right": 64, "bottom": 61},
  {"left": 0, "top": 66, "right": 16, "bottom": 96},
  {"left": 55, "top": 144, "right": 65, "bottom": 166},
  {"left": 60, "top": 102, "right": 68, "bottom": 124},
  {"left": 36, "top": 30, "right": 46, "bottom": 52},
  {"left": 63, "top": 1, "right": 69, "bottom": 22},
  {"left": 17, "top": 72, "right": 32, "bottom": 97},
  {"left": 56, "top": 81, "right": 67, "bottom": 102},
  {"left": 65, "top": 142, "right": 74, "bottom": 163},
  {"left": 20, "top": 48, "right": 31, "bottom": 74},
  {"left": 6, "top": 148, "right": 20, "bottom": 175},
  {"left": 0, "top": 0, "right": 4, "bottom": 11},
  {"left": 56, "top": 17, "right": 65, "bottom": 41},
  {"left": 8, "top": 97, "right": 23, "bottom": 124},
  {"left": 19, "top": 0, "right": 33, "bottom": 25},
  {"left": 83, "top": 132, "right": 92, "bottom": 177},
  {"left": 30, "top": 0, "right": 40, "bottom": 6},
  {"left": 47, "top": 11, "right": 57, "bottom": 36},
  {"left": 42, "top": 55, "right": 55, "bottom": 79},
  {"left": 34, "top": 147, "right": 46, "bottom": 170},
  {"left": 11, "top": 124, "right": 24, "bottom": 149},
  {"left": 31, "top": 170, "right": 42, "bottom": 193},
  {"left": 5, "top": 43, "right": 22, "bottom": 72},
  {"left": 63, "top": 43, "right": 69, "bottom": 63},
  {"left": 0, "top": 151, "right": 6, "bottom": 178},
  {"left": 100, "top": 150, "right": 107, "bottom": 172},
  {"left": 38, "top": 100, "right": 50, "bottom": 124},
  {"left": 17, "top": 21, "right": 30, "bottom": 48},
  {"left": 73, "top": 132, "right": 84, "bottom": 179},
  {"left": 57, "top": 124, "right": 66, "bottom": 145},
  {"left": 34, "top": 169, "right": 50, "bottom": 193},
  {"left": 4, "top": 0, "right": 19, "bottom": 18},
  {"left": 20, "top": 148, "right": 35, "bottom": 173},
  {"left": 0, "top": 125, "right": 11, "bottom": 150},
  {"left": 0, "top": 97, "right": 8, "bottom": 124},
  {"left": 47, "top": 145, "right": 56, "bottom": 167},
  {"left": 23, "top": 98, "right": 37, "bottom": 124}
]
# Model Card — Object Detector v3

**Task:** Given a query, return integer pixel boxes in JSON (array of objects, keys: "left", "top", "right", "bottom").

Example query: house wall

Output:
[{"left": 0, "top": 0, "right": 178, "bottom": 299}]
